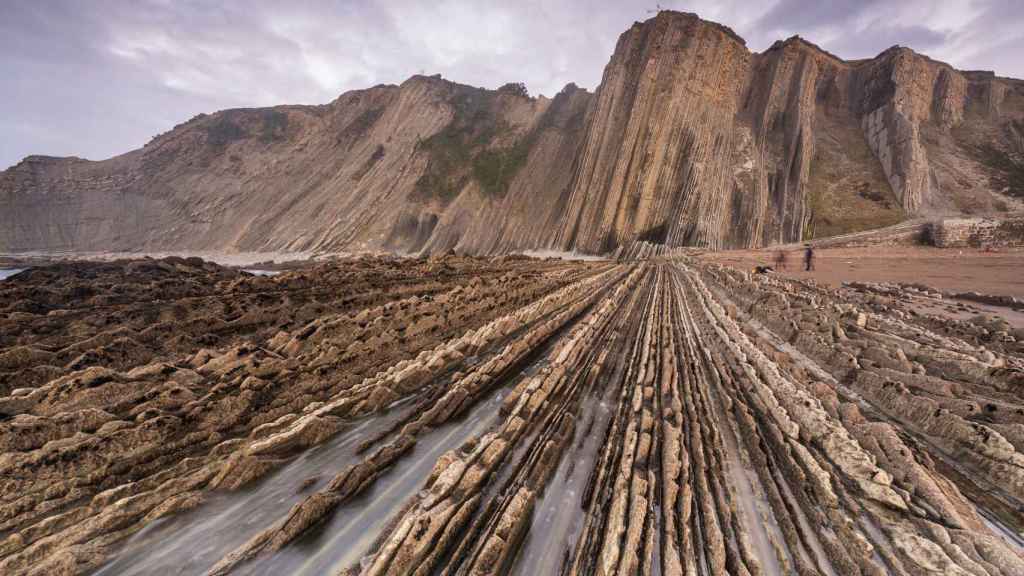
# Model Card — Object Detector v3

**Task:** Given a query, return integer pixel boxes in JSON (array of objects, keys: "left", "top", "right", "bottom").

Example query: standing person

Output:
[
  {"left": 804, "top": 244, "right": 815, "bottom": 271},
  {"left": 773, "top": 250, "right": 788, "bottom": 270}
]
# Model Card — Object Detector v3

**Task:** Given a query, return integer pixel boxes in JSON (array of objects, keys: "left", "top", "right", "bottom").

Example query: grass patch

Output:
[
  {"left": 471, "top": 139, "right": 531, "bottom": 197},
  {"left": 801, "top": 114, "right": 906, "bottom": 239},
  {"left": 259, "top": 110, "right": 289, "bottom": 142},
  {"left": 413, "top": 86, "right": 535, "bottom": 202},
  {"left": 339, "top": 107, "right": 384, "bottom": 144},
  {"left": 973, "top": 138, "right": 1024, "bottom": 198},
  {"left": 805, "top": 127, "right": 904, "bottom": 239},
  {"left": 205, "top": 114, "right": 248, "bottom": 147}
]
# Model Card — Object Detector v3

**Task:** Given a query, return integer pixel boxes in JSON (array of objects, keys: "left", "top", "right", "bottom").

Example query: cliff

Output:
[
  {"left": 0, "top": 78, "right": 591, "bottom": 255},
  {"left": 3, "top": 11, "right": 1023, "bottom": 255}
]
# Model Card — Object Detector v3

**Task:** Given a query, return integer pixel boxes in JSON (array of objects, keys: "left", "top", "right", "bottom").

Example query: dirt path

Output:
[{"left": 701, "top": 246, "right": 1024, "bottom": 299}]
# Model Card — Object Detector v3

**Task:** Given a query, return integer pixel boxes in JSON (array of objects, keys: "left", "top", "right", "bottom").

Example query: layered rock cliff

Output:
[
  {"left": 0, "top": 78, "right": 590, "bottom": 255},
  {"left": 2, "top": 11, "right": 1023, "bottom": 255}
]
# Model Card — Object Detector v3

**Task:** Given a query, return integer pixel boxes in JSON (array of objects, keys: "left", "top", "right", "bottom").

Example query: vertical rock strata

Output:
[
  {"left": 2, "top": 255, "right": 1024, "bottom": 574},
  {"left": 559, "top": 13, "right": 1023, "bottom": 251},
  {"left": 555, "top": 16, "right": 749, "bottom": 252},
  {"left": 2, "top": 10, "right": 1023, "bottom": 255}
]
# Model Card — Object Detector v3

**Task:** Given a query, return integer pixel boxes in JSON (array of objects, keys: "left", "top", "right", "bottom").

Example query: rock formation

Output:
[
  {"left": 2, "top": 11, "right": 1023, "bottom": 255},
  {"left": 2, "top": 254, "right": 1024, "bottom": 575}
]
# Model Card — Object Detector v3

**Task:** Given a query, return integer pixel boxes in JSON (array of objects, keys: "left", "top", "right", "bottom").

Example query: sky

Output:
[{"left": 3, "top": 0, "right": 1023, "bottom": 170}]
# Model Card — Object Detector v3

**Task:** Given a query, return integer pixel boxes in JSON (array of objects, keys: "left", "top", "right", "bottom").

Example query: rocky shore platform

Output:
[{"left": 1, "top": 254, "right": 1022, "bottom": 575}]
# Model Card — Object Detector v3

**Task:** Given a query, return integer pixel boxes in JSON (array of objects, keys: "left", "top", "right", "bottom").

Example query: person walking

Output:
[
  {"left": 804, "top": 245, "right": 815, "bottom": 271},
  {"left": 773, "top": 250, "right": 788, "bottom": 271}
]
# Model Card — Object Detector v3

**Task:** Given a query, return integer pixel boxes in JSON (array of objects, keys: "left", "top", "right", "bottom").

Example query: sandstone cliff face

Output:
[
  {"left": 557, "top": 14, "right": 1024, "bottom": 251},
  {"left": 2, "top": 11, "right": 1023, "bottom": 255},
  {"left": 555, "top": 15, "right": 753, "bottom": 252},
  {"left": 0, "top": 78, "right": 574, "bottom": 254}
]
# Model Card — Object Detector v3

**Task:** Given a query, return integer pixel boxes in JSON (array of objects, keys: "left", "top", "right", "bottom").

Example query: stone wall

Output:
[
  {"left": 811, "top": 220, "right": 929, "bottom": 248},
  {"left": 930, "top": 214, "right": 1024, "bottom": 247}
]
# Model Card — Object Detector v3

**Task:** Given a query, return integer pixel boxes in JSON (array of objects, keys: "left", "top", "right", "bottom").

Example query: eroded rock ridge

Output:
[{"left": 1, "top": 255, "right": 1023, "bottom": 574}]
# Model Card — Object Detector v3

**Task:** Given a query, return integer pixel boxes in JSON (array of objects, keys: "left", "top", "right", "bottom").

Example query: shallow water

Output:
[
  {"left": 242, "top": 269, "right": 281, "bottom": 277},
  {"left": 912, "top": 296, "right": 1024, "bottom": 330},
  {"left": 517, "top": 249, "right": 607, "bottom": 262},
  {"left": 91, "top": 386, "right": 509, "bottom": 576},
  {"left": 0, "top": 268, "right": 26, "bottom": 280},
  {"left": 510, "top": 394, "right": 613, "bottom": 575},
  {"left": 977, "top": 506, "right": 1024, "bottom": 554},
  {"left": 242, "top": 388, "right": 510, "bottom": 576},
  {"left": 92, "top": 400, "right": 418, "bottom": 576}
]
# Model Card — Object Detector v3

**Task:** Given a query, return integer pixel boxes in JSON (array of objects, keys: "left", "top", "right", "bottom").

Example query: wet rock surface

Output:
[{"left": 1, "top": 255, "right": 1023, "bottom": 575}]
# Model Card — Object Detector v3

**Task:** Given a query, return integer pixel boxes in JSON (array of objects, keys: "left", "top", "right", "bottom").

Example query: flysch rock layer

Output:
[
  {"left": 3, "top": 11, "right": 1024, "bottom": 256},
  {"left": 1, "top": 253, "right": 1024, "bottom": 575}
]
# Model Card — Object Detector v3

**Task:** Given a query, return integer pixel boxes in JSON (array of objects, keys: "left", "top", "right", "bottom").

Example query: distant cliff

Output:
[{"left": 3, "top": 11, "right": 1022, "bottom": 255}]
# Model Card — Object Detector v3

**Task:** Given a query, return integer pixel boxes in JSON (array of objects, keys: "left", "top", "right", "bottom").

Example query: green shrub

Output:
[
  {"left": 206, "top": 115, "right": 247, "bottom": 147},
  {"left": 498, "top": 82, "right": 529, "bottom": 98},
  {"left": 974, "top": 142, "right": 1024, "bottom": 198},
  {"left": 260, "top": 110, "right": 289, "bottom": 142},
  {"left": 413, "top": 86, "right": 535, "bottom": 202},
  {"left": 339, "top": 107, "right": 384, "bottom": 143}
]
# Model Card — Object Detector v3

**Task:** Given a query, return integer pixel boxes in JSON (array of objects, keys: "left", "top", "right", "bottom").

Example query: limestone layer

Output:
[
  {"left": 2, "top": 255, "right": 1024, "bottom": 575},
  {"left": 3, "top": 11, "right": 1023, "bottom": 255}
]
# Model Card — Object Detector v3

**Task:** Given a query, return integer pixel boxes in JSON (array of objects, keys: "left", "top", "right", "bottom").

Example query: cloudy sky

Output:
[{"left": 3, "top": 0, "right": 1023, "bottom": 169}]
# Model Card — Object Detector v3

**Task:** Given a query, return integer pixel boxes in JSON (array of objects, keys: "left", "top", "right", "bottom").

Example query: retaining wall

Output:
[{"left": 930, "top": 214, "right": 1024, "bottom": 248}]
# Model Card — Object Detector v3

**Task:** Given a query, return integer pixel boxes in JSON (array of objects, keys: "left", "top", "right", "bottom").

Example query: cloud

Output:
[{"left": 2, "top": 0, "right": 1023, "bottom": 169}]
